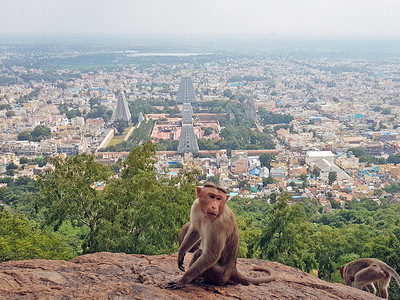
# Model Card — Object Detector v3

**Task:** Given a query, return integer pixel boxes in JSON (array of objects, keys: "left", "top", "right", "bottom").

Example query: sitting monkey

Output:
[
  {"left": 340, "top": 258, "right": 400, "bottom": 298},
  {"left": 169, "top": 183, "right": 275, "bottom": 289}
]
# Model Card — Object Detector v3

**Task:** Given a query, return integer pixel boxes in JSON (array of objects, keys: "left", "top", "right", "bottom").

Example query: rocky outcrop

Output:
[{"left": 0, "top": 252, "right": 381, "bottom": 299}]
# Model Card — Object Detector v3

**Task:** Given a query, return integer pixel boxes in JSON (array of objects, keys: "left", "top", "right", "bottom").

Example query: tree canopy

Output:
[
  {"left": 31, "top": 125, "right": 52, "bottom": 142},
  {"left": 36, "top": 142, "right": 196, "bottom": 255},
  {"left": 0, "top": 207, "right": 75, "bottom": 262}
]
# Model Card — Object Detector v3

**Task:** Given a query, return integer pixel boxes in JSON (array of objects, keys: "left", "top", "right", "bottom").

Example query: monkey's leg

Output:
[
  {"left": 365, "top": 283, "right": 377, "bottom": 295},
  {"left": 378, "top": 277, "right": 390, "bottom": 299},
  {"left": 345, "top": 275, "right": 354, "bottom": 287},
  {"left": 354, "top": 281, "right": 364, "bottom": 290},
  {"left": 189, "top": 249, "right": 203, "bottom": 267},
  {"left": 202, "top": 265, "right": 228, "bottom": 285}
]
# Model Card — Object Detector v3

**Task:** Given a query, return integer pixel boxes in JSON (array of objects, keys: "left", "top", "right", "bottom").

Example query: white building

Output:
[
  {"left": 305, "top": 151, "right": 335, "bottom": 164},
  {"left": 315, "top": 158, "right": 352, "bottom": 182}
]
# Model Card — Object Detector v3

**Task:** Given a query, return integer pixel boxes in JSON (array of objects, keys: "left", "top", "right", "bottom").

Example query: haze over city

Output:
[{"left": 1, "top": 0, "right": 400, "bottom": 39}]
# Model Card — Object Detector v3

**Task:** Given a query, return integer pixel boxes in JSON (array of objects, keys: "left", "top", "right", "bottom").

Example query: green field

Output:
[{"left": 107, "top": 127, "right": 132, "bottom": 147}]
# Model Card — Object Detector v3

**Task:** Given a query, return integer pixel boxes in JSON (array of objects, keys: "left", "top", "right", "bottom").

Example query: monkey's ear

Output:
[
  {"left": 196, "top": 186, "right": 202, "bottom": 197},
  {"left": 225, "top": 194, "right": 230, "bottom": 202}
]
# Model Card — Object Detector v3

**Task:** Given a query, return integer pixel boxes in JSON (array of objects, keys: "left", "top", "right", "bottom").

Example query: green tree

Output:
[
  {"left": 203, "top": 127, "right": 212, "bottom": 136},
  {"left": 90, "top": 142, "right": 196, "bottom": 254},
  {"left": 121, "top": 141, "right": 156, "bottom": 179},
  {"left": 19, "top": 157, "right": 29, "bottom": 164},
  {"left": 36, "top": 154, "right": 113, "bottom": 252},
  {"left": 4, "top": 169, "right": 15, "bottom": 176},
  {"left": 312, "top": 166, "right": 321, "bottom": 178},
  {"left": 0, "top": 208, "right": 75, "bottom": 262},
  {"left": 89, "top": 98, "right": 101, "bottom": 110},
  {"left": 387, "top": 153, "right": 400, "bottom": 165},
  {"left": 18, "top": 131, "right": 32, "bottom": 141},
  {"left": 36, "top": 142, "right": 197, "bottom": 255},
  {"left": 99, "top": 171, "right": 196, "bottom": 255},
  {"left": 0, "top": 104, "right": 11, "bottom": 110},
  {"left": 236, "top": 215, "right": 262, "bottom": 258},
  {"left": 223, "top": 89, "right": 233, "bottom": 99},
  {"left": 311, "top": 225, "right": 372, "bottom": 281},
  {"left": 31, "top": 125, "right": 51, "bottom": 142},
  {"left": 6, "top": 162, "right": 18, "bottom": 170},
  {"left": 328, "top": 172, "right": 337, "bottom": 185},
  {"left": 259, "top": 153, "right": 276, "bottom": 169},
  {"left": 348, "top": 148, "right": 365, "bottom": 157},
  {"left": 263, "top": 176, "right": 276, "bottom": 186},
  {"left": 260, "top": 194, "right": 317, "bottom": 272},
  {"left": 114, "top": 120, "right": 128, "bottom": 135},
  {"left": 239, "top": 180, "right": 249, "bottom": 190},
  {"left": 384, "top": 183, "right": 400, "bottom": 194},
  {"left": 269, "top": 192, "right": 277, "bottom": 204},
  {"left": 207, "top": 175, "right": 220, "bottom": 184},
  {"left": 65, "top": 109, "right": 81, "bottom": 119}
]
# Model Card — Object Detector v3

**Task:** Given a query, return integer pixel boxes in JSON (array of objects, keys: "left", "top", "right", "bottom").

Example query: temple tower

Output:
[
  {"left": 178, "top": 102, "right": 199, "bottom": 154},
  {"left": 177, "top": 124, "right": 199, "bottom": 154},
  {"left": 114, "top": 92, "right": 131, "bottom": 122},
  {"left": 181, "top": 103, "right": 193, "bottom": 124},
  {"left": 177, "top": 76, "right": 197, "bottom": 104}
]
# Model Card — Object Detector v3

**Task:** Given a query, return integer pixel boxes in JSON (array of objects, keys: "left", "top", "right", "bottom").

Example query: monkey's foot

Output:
[{"left": 167, "top": 281, "right": 186, "bottom": 290}]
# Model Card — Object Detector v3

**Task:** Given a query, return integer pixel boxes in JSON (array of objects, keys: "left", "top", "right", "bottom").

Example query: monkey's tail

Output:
[
  {"left": 232, "top": 267, "right": 276, "bottom": 285},
  {"left": 390, "top": 267, "right": 400, "bottom": 288},
  {"left": 382, "top": 264, "right": 400, "bottom": 288}
]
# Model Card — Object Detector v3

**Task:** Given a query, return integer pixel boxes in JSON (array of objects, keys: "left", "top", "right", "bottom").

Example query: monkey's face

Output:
[
  {"left": 339, "top": 266, "right": 344, "bottom": 278},
  {"left": 197, "top": 186, "right": 229, "bottom": 219}
]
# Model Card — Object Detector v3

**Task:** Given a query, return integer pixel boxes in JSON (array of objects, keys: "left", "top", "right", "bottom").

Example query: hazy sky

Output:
[{"left": 1, "top": 0, "right": 399, "bottom": 38}]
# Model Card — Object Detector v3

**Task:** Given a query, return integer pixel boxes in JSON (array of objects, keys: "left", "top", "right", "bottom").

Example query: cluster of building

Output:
[{"left": 1, "top": 50, "right": 400, "bottom": 207}]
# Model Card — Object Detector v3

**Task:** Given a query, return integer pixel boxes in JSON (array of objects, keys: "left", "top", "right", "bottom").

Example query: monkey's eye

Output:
[{"left": 210, "top": 194, "right": 215, "bottom": 199}]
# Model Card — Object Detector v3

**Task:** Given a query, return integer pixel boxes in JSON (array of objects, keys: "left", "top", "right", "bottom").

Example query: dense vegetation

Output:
[
  {"left": 349, "top": 147, "right": 400, "bottom": 165},
  {"left": 0, "top": 208, "right": 76, "bottom": 262},
  {"left": 100, "top": 120, "right": 155, "bottom": 152},
  {"left": 34, "top": 142, "right": 195, "bottom": 255},
  {"left": 194, "top": 100, "right": 244, "bottom": 115},
  {"left": 18, "top": 125, "right": 52, "bottom": 142},
  {"left": 229, "top": 195, "right": 400, "bottom": 299},
  {"left": 198, "top": 121, "right": 275, "bottom": 152},
  {"left": 258, "top": 107, "right": 294, "bottom": 125},
  {"left": 1, "top": 143, "right": 400, "bottom": 298},
  {"left": 128, "top": 100, "right": 167, "bottom": 122}
]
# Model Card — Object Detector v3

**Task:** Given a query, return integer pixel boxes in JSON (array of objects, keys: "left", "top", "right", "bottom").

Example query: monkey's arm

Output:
[
  {"left": 177, "top": 227, "right": 200, "bottom": 271},
  {"left": 168, "top": 238, "right": 224, "bottom": 289},
  {"left": 179, "top": 238, "right": 224, "bottom": 285}
]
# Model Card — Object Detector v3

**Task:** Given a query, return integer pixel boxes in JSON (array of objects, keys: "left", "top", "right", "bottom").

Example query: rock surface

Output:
[{"left": 0, "top": 252, "right": 381, "bottom": 299}]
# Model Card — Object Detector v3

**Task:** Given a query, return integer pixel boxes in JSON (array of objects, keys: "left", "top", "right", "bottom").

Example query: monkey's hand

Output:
[
  {"left": 178, "top": 253, "right": 185, "bottom": 271},
  {"left": 167, "top": 280, "right": 186, "bottom": 290},
  {"left": 178, "top": 257, "right": 185, "bottom": 272}
]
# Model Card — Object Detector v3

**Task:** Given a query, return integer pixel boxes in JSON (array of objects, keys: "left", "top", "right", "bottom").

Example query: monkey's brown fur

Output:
[
  {"left": 178, "top": 222, "right": 199, "bottom": 253},
  {"left": 340, "top": 258, "right": 400, "bottom": 298},
  {"left": 169, "top": 183, "right": 275, "bottom": 289}
]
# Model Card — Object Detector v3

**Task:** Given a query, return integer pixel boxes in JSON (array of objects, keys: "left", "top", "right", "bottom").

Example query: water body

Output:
[{"left": 127, "top": 52, "right": 212, "bottom": 57}]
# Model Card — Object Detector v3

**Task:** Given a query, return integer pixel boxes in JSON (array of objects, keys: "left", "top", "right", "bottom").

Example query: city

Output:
[
  {"left": 1, "top": 38, "right": 400, "bottom": 211},
  {"left": 1, "top": 0, "right": 400, "bottom": 297}
]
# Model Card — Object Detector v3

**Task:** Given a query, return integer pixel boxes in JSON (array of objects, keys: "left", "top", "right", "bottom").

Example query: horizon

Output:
[
  {"left": 1, "top": 0, "right": 400, "bottom": 39},
  {"left": 1, "top": 33, "right": 400, "bottom": 41}
]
